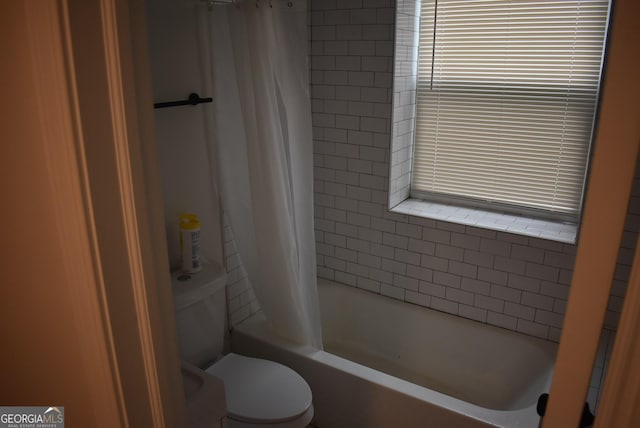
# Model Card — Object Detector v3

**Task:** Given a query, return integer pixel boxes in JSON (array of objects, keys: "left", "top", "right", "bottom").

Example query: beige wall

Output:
[{"left": 146, "top": 0, "right": 223, "bottom": 270}]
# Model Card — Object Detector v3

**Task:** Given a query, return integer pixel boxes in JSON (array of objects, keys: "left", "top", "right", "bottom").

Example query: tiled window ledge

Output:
[{"left": 391, "top": 198, "right": 578, "bottom": 244}]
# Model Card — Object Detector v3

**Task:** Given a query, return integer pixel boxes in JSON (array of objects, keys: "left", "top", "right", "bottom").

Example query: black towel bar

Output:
[{"left": 154, "top": 93, "right": 213, "bottom": 109}]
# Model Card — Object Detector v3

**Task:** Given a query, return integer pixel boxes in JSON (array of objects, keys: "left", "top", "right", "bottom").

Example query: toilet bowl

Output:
[
  {"left": 206, "top": 353, "right": 313, "bottom": 428},
  {"left": 171, "top": 263, "right": 314, "bottom": 428}
]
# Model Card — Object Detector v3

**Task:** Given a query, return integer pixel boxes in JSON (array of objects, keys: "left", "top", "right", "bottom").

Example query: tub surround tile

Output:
[
  {"left": 535, "top": 310, "right": 564, "bottom": 329},
  {"left": 223, "top": 215, "right": 260, "bottom": 328},
  {"left": 357, "top": 276, "right": 381, "bottom": 293},
  {"left": 430, "top": 297, "right": 458, "bottom": 316},
  {"left": 521, "top": 292, "right": 554, "bottom": 311},
  {"left": 418, "top": 281, "right": 445, "bottom": 299},
  {"left": 548, "top": 327, "right": 562, "bottom": 343},
  {"left": 487, "top": 311, "right": 518, "bottom": 331},
  {"left": 381, "top": 283, "right": 406, "bottom": 300},
  {"left": 504, "top": 302, "right": 536, "bottom": 321},
  {"left": 516, "top": 319, "right": 549, "bottom": 340},
  {"left": 458, "top": 304, "right": 488, "bottom": 324},
  {"left": 474, "top": 295, "right": 504, "bottom": 314},
  {"left": 476, "top": 266, "right": 507, "bottom": 285},
  {"left": 405, "top": 289, "right": 431, "bottom": 307},
  {"left": 490, "top": 285, "right": 521, "bottom": 304},
  {"left": 460, "top": 278, "right": 491, "bottom": 296}
]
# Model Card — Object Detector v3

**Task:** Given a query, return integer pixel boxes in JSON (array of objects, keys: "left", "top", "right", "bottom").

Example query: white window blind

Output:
[{"left": 413, "top": 0, "right": 610, "bottom": 220}]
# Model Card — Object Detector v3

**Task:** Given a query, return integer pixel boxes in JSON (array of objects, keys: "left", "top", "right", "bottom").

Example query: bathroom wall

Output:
[
  {"left": 388, "top": 0, "right": 419, "bottom": 208},
  {"left": 146, "top": 0, "right": 223, "bottom": 269},
  {"left": 146, "top": 0, "right": 260, "bottom": 328},
  {"left": 309, "top": 0, "right": 637, "bottom": 342}
]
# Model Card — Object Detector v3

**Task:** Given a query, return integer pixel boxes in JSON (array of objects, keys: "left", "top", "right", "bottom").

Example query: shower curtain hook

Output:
[
  {"left": 288, "top": 1, "right": 293, "bottom": 7},
  {"left": 269, "top": 0, "right": 273, "bottom": 7}
]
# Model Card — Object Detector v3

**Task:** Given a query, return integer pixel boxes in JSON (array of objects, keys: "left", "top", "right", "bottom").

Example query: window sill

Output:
[{"left": 391, "top": 198, "right": 578, "bottom": 244}]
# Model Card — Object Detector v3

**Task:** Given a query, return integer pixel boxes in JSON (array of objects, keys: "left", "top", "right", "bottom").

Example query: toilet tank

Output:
[{"left": 171, "top": 262, "right": 227, "bottom": 368}]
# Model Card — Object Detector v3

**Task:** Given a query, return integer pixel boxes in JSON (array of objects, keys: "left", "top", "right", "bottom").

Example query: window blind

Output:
[{"left": 413, "top": 0, "right": 610, "bottom": 220}]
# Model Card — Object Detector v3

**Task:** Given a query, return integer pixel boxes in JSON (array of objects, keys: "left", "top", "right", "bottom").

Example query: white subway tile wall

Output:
[
  {"left": 309, "top": 0, "right": 639, "bottom": 343},
  {"left": 223, "top": 214, "right": 260, "bottom": 328},
  {"left": 586, "top": 329, "right": 618, "bottom": 411}
]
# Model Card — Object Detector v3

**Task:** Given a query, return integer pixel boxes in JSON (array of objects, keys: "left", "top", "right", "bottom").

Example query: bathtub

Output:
[{"left": 231, "top": 279, "right": 556, "bottom": 428}]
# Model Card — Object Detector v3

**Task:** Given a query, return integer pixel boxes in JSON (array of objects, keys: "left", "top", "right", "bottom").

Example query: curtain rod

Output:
[{"left": 153, "top": 93, "right": 213, "bottom": 110}]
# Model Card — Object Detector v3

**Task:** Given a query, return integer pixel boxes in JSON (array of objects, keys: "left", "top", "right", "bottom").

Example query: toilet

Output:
[{"left": 171, "top": 263, "right": 314, "bottom": 428}]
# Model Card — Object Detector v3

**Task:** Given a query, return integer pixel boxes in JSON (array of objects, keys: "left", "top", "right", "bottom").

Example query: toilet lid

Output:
[{"left": 205, "top": 353, "right": 312, "bottom": 424}]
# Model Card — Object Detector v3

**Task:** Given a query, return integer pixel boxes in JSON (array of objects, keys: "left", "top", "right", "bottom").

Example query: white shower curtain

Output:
[{"left": 208, "top": 1, "right": 323, "bottom": 349}]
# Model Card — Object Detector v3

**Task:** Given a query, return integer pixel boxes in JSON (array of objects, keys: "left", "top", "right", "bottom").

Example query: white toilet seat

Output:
[
  {"left": 206, "top": 353, "right": 313, "bottom": 426},
  {"left": 224, "top": 406, "right": 313, "bottom": 428}
]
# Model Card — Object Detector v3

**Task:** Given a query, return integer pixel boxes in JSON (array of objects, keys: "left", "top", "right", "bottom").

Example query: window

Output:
[{"left": 411, "top": 0, "right": 610, "bottom": 222}]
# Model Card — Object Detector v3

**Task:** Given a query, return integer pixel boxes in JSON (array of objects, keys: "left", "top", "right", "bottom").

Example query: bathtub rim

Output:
[{"left": 232, "top": 306, "right": 551, "bottom": 428}]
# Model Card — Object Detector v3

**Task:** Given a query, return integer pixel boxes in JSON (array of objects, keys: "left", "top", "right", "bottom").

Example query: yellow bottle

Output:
[{"left": 179, "top": 213, "right": 202, "bottom": 273}]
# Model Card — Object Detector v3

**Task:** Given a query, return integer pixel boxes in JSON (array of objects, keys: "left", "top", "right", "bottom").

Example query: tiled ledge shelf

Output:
[{"left": 392, "top": 198, "right": 578, "bottom": 244}]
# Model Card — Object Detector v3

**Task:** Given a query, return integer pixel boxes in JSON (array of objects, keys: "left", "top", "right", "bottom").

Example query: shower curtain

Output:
[{"left": 207, "top": 0, "right": 323, "bottom": 349}]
